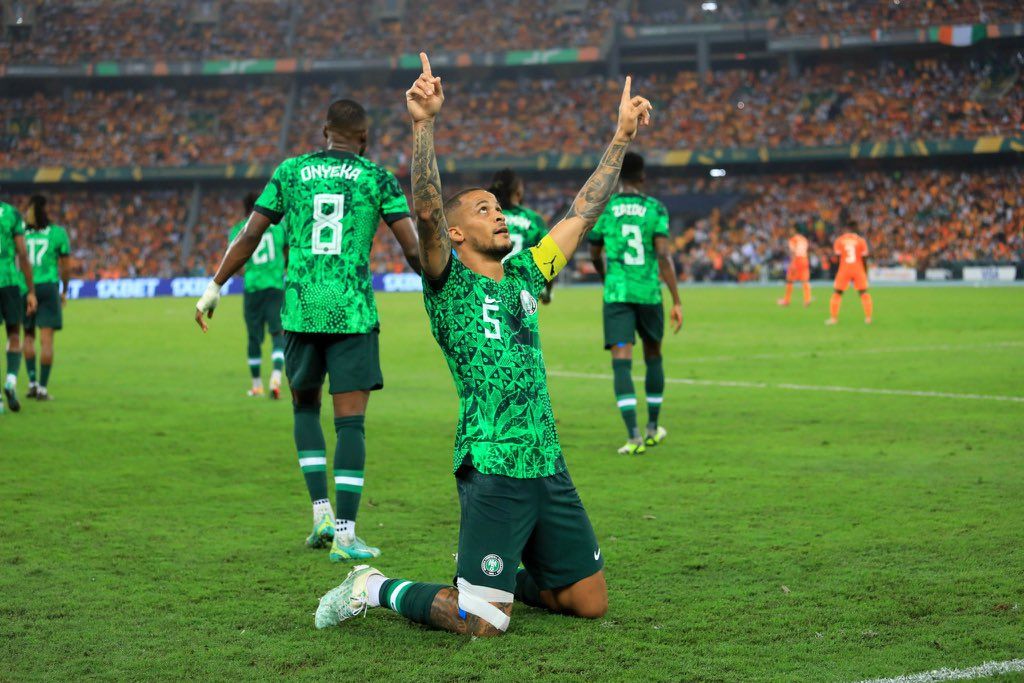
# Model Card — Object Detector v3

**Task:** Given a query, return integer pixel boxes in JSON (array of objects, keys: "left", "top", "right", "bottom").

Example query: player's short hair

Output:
[
  {"left": 487, "top": 168, "right": 520, "bottom": 209},
  {"left": 243, "top": 192, "right": 258, "bottom": 215},
  {"left": 325, "top": 99, "right": 369, "bottom": 133},
  {"left": 26, "top": 194, "right": 48, "bottom": 229},
  {"left": 621, "top": 152, "right": 645, "bottom": 183},
  {"left": 443, "top": 187, "right": 488, "bottom": 218}
]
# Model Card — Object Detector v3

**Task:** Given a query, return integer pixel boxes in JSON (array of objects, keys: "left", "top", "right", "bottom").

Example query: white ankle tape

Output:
[{"left": 456, "top": 578, "right": 512, "bottom": 632}]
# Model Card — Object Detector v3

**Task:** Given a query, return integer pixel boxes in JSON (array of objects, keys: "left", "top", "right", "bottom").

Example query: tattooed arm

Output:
[
  {"left": 406, "top": 52, "right": 451, "bottom": 280},
  {"left": 547, "top": 77, "right": 653, "bottom": 259}
]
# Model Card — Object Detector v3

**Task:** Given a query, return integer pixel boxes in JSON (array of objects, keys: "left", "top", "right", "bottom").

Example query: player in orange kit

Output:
[
  {"left": 777, "top": 230, "right": 812, "bottom": 307},
  {"left": 826, "top": 229, "right": 872, "bottom": 325}
]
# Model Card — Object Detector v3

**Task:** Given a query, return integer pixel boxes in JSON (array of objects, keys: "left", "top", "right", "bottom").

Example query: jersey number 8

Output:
[{"left": 312, "top": 193, "right": 344, "bottom": 255}]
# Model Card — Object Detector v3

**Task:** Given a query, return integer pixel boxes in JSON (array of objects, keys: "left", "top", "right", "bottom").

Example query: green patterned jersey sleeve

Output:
[
  {"left": 0, "top": 203, "right": 25, "bottom": 288},
  {"left": 653, "top": 198, "right": 670, "bottom": 237},
  {"left": 254, "top": 160, "right": 289, "bottom": 223},
  {"left": 377, "top": 168, "right": 411, "bottom": 224},
  {"left": 505, "top": 235, "right": 567, "bottom": 297},
  {"left": 56, "top": 225, "right": 71, "bottom": 257}
]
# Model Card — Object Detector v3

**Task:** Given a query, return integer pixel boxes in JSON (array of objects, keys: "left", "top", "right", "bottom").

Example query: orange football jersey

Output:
[
  {"left": 788, "top": 234, "right": 809, "bottom": 259},
  {"left": 833, "top": 232, "right": 868, "bottom": 268}
]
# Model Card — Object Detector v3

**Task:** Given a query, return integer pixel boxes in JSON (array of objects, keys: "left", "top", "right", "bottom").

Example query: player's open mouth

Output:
[{"left": 494, "top": 227, "right": 508, "bottom": 236}]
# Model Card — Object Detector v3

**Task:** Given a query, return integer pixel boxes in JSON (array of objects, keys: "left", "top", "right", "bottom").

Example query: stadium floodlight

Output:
[
  {"left": 701, "top": 2, "right": 718, "bottom": 11},
  {"left": 710, "top": 168, "right": 727, "bottom": 177}
]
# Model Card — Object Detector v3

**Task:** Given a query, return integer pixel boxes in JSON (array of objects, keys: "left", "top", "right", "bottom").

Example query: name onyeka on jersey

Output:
[
  {"left": 612, "top": 203, "right": 647, "bottom": 218},
  {"left": 505, "top": 214, "right": 532, "bottom": 230},
  {"left": 300, "top": 164, "right": 362, "bottom": 182}
]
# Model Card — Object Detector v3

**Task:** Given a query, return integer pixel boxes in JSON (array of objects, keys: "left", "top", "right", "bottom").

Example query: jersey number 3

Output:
[
  {"left": 622, "top": 224, "right": 645, "bottom": 265},
  {"left": 312, "top": 193, "right": 344, "bottom": 255}
]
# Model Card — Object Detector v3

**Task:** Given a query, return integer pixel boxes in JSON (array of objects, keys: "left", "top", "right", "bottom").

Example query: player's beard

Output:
[{"left": 468, "top": 233, "right": 513, "bottom": 260}]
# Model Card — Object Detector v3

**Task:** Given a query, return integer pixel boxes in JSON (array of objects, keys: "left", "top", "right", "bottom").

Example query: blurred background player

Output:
[
  {"left": 827, "top": 228, "right": 873, "bottom": 325},
  {"left": 589, "top": 152, "right": 682, "bottom": 455},
  {"left": 0, "top": 198, "right": 36, "bottom": 414},
  {"left": 316, "top": 53, "right": 651, "bottom": 638},
  {"left": 488, "top": 168, "right": 554, "bottom": 303},
  {"left": 229, "top": 192, "right": 287, "bottom": 398},
  {"left": 196, "top": 99, "right": 422, "bottom": 562},
  {"left": 778, "top": 227, "right": 812, "bottom": 307},
  {"left": 22, "top": 195, "right": 70, "bottom": 401}
]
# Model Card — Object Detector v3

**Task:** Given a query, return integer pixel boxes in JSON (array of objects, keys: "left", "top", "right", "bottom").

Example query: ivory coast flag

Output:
[{"left": 931, "top": 24, "right": 987, "bottom": 47}]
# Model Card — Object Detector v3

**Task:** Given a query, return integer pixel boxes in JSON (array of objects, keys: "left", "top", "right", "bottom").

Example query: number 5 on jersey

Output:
[{"left": 312, "top": 193, "right": 344, "bottom": 255}]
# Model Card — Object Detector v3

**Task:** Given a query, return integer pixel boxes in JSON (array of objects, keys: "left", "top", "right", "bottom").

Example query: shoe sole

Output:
[{"left": 4, "top": 388, "right": 20, "bottom": 412}]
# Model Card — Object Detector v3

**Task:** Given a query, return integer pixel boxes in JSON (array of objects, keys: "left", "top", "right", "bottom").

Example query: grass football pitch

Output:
[{"left": 2, "top": 285, "right": 1022, "bottom": 682}]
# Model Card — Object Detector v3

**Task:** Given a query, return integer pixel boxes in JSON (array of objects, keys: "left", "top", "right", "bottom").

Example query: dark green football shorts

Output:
[
  {"left": 284, "top": 328, "right": 383, "bottom": 394},
  {"left": 455, "top": 465, "right": 604, "bottom": 594},
  {"left": 24, "top": 282, "right": 62, "bottom": 332},
  {"left": 603, "top": 301, "right": 664, "bottom": 349},
  {"left": 0, "top": 285, "right": 23, "bottom": 327},
  {"left": 243, "top": 287, "right": 284, "bottom": 340}
]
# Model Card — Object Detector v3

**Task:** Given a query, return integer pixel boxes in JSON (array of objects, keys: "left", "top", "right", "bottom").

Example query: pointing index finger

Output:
[
  {"left": 621, "top": 75, "right": 632, "bottom": 104},
  {"left": 420, "top": 52, "right": 432, "bottom": 77}
]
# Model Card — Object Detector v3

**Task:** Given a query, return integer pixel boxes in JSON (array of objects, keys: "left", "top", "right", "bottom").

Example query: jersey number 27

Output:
[{"left": 312, "top": 193, "right": 344, "bottom": 255}]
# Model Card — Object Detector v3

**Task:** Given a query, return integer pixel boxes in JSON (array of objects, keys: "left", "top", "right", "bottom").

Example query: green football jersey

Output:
[
  {"left": 254, "top": 150, "right": 410, "bottom": 334},
  {"left": 589, "top": 192, "right": 670, "bottom": 304},
  {"left": 0, "top": 201, "right": 26, "bottom": 288},
  {"left": 229, "top": 219, "right": 285, "bottom": 292},
  {"left": 503, "top": 204, "right": 546, "bottom": 258},
  {"left": 25, "top": 224, "right": 70, "bottom": 284},
  {"left": 423, "top": 243, "right": 567, "bottom": 479}
]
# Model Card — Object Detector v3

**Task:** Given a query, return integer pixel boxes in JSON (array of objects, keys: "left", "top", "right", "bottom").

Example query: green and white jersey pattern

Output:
[
  {"left": 25, "top": 224, "right": 70, "bottom": 284},
  {"left": 589, "top": 192, "right": 670, "bottom": 304},
  {"left": 229, "top": 219, "right": 285, "bottom": 292},
  {"left": 254, "top": 150, "right": 410, "bottom": 334},
  {"left": 502, "top": 204, "right": 546, "bottom": 258},
  {"left": 0, "top": 201, "right": 26, "bottom": 288},
  {"left": 423, "top": 249, "right": 565, "bottom": 479}
]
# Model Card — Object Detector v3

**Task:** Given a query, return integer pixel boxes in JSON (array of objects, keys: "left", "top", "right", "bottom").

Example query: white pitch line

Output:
[
  {"left": 674, "top": 341, "right": 1024, "bottom": 365},
  {"left": 856, "top": 657, "right": 1024, "bottom": 683},
  {"left": 547, "top": 370, "right": 1024, "bottom": 404}
]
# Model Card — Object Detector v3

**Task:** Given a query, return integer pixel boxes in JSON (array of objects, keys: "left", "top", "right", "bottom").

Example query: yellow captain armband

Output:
[{"left": 530, "top": 235, "right": 568, "bottom": 282}]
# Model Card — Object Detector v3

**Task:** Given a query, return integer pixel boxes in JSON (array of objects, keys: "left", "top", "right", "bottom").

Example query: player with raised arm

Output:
[
  {"left": 827, "top": 228, "right": 872, "bottom": 325},
  {"left": 315, "top": 53, "right": 652, "bottom": 637},
  {"left": 589, "top": 152, "right": 682, "bottom": 455},
  {"left": 229, "top": 192, "right": 287, "bottom": 399},
  {"left": 195, "top": 100, "right": 422, "bottom": 562},
  {"left": 488, "top": 168, "right": 554, "bottom": 303},
  {"left": 0, "top": 199, "right": 36, "bottom": 415},
  {"left": 777, "top": 227, "right": 812, "bottom": 308},
  {"left": 22, "top": 195, "right": 70, "bottom": 401}
]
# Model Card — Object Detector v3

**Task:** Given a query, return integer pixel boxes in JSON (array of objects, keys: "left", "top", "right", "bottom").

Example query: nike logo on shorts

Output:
[{"left": 593, "top": 548, "right": 601, "bottom": 561}]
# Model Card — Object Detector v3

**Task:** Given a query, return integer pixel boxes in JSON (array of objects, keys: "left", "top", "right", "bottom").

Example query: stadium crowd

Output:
[
  {"left": 6, "top": 166, "right": 1018, "bottom": 281},
  {"left": 0, "top": 0, "right": 614, "bottom": 64},
  {"left": 3, "top": 1, "right": 1023, "bottom": 65},
  {"left": 5, "top": 54, "right": 1019, "bottom": 170},
  {"left": 669, "top": 167, "right": 1024, "bottom": 281},
  {"left": 778, "top": 0, "right": 1024, "bottom": 36}
]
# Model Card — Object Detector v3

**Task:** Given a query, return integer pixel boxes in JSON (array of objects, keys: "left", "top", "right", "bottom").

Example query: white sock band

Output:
[{"left": 456, "top": 578, "right": 512, "bottom": 632}]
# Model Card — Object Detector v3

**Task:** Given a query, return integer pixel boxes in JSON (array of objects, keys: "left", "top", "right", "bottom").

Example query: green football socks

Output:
[
  {"left": 247, "top": 335, "right": 261, "bottom": 379},
  {"left": 334, "top": 415, "right": 366, "bottom": 530},
  {"left": 612, "top": 358, "right": 639, "bottom": 439},
  {"left": 645, "top": 355, "right": 664, "bottom": 429},
  {"left": 294, "top": 403, "right": 329, "bottom": 502},
  {"left": 39, "top": 363, "right": 52, "bottom": 388},
  {"left": 25, "top": 357, "right": 36, "bottom": 383},
  {"left": 271, "top": 333, "right": 285, "bottom": 371},
  {"left": 377, "top": 578, "right": 446, "bottom": 625},
  {"left": 514, "top": 569, "right": 545, "bottom": 609},
  {"left": 6, "top": 351, "right": 20, "bottom": 380}
]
